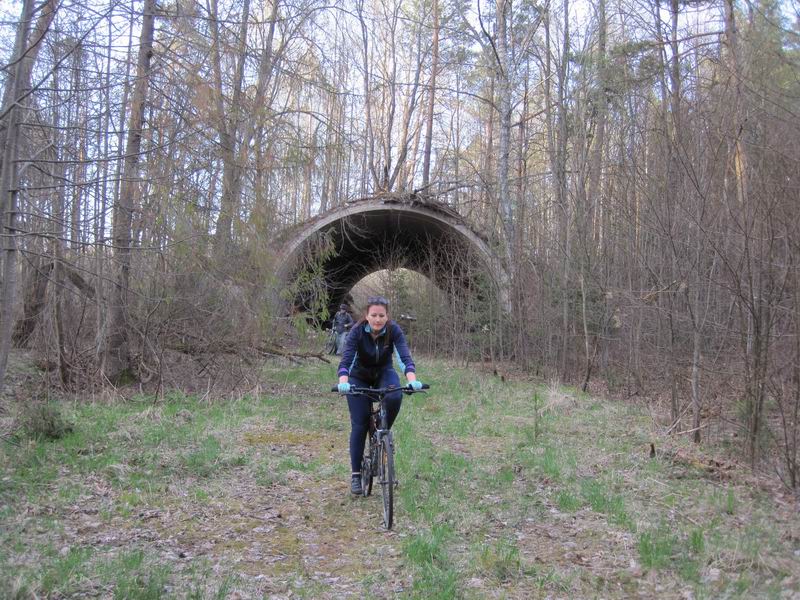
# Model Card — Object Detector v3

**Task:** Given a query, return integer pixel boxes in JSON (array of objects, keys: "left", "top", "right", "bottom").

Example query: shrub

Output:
[{"left": 21, "top": 401, "right": 73, "bottom": 440}]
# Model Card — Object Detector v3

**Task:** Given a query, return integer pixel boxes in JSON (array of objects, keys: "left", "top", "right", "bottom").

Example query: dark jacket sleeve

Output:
[
  {"left": 337, "top": 326, "right": 359, "bottom": 377},
  {"left": 391, "top": 322, "right": 416, "bottom": 375}
]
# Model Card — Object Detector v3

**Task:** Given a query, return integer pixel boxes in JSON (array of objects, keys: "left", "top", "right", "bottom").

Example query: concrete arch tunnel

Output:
[{"left": 274, "top": 195, "right": 510, "bottom": 317}]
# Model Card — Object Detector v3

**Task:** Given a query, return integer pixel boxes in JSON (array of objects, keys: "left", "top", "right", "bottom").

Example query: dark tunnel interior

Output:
[{"left": 287, "top": 208, "right": 495, "bottom": 318}]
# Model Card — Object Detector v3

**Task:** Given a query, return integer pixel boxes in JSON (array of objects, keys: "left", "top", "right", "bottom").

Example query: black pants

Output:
[{"left": 346, "top": 368, "right": 402, "bottom": 473}]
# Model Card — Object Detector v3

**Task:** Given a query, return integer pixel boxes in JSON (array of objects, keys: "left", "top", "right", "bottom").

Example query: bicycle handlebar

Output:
[{"left": 330, "top": 384, "right": 430, "bottom": 394}]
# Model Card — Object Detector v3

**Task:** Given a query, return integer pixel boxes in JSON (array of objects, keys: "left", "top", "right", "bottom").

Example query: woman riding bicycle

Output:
[{"left": 336, "top": 296, "right": 423, "bottom": 495}]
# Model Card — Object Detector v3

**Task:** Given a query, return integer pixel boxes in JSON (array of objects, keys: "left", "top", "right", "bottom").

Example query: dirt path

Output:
[{"left": 9, "top": 429, "right": 409, "bottom": 598}]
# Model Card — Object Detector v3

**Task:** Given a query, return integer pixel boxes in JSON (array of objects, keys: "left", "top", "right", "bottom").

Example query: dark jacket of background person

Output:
[{"left": 333, "top": 309, "right": 353, "bottom": 334}]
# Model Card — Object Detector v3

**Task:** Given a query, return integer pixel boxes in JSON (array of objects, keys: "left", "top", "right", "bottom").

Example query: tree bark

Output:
[
  {"left": 12, "top": 258, "right": 51, "bottom": 346},
  {"left": 103, "top": 0, "right": 156, "bottom": 383},
  {"left": 586, "top": 0, "right": 606, "bottom": 249},
  {"left": 357, "top": 0, "right": 377, "bottom": 192},
  {"left": 421, "top": 0, "right": 439, "bottom": 190},
  {"left": 0, "top": 0, "right": 37, "bottom": 395},
  {"left": 496, "top": 0, "right": 513, "bottom": 251},
  {"left": 556, "top": 1, "right": 571, "bottom": 378}
]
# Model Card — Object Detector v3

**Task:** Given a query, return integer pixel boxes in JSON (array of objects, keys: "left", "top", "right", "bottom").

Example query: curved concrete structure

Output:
[{"left": 274, "top": 195, "right": 510, "bottom": 314}]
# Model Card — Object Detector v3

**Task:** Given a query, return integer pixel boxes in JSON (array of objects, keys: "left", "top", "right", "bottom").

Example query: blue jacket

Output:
[{"left": 337, "top": 320, "right": 416, "bottom": 382}]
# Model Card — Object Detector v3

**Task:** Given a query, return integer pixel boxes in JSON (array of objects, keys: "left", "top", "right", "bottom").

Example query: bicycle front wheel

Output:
[{"left": 379, "top": 434, "right": 395, "bottom": 529}]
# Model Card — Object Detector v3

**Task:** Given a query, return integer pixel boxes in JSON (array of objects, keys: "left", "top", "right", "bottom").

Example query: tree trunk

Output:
[
  {"left": 96, "top": 3, "right": 135, "bottom": 371},
  {"left": 586, "top": 0, "right": 606, "bottom": 248},
  {"left": 52, "top": 54, "right": 70, "bottom": 386},
  {"left": 12, "top": 258, "right": 51, "bottom": 346},
  {"left": 212, "top": 0, "right": 281, "bottom": 254},
  {"left": 421, "top": 0, "right": 439, "bottom": 190},
  {"left": 556, "top": 0, "right": 571, "bottom": 379},
  {"left": 386, "top": 20, "right": 423, "bottom": 191},
  {"left": 210, "top": 0, "right": 251, "bottom": 253},
  {"left": 103, "top": 0, "right": 156, "bottom": 383},
  {"left": 0, "top": 0, "right": 58, "bottom": 162},
  {"left": 69, "top": 42, "right": 87, "bottom": 251},
  {"left": 0, "top": 0, "right": 36, "bottom": 395},
  {"left": 357, "top": 0, "right": 377, "bottom": 192},
  {"left": 691, "top": 327, "right": 701, "bottom": 443},
  {"left": 580, "top": 273, "right": 594, "bottom": 392},
  {"left": 496, "top": 0, "right": 513, "bottom": 251}
]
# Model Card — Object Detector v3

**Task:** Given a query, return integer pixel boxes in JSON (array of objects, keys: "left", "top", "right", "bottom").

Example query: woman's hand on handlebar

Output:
[{"left": 331, "top": 383, "right": 430, "bottom": 394}]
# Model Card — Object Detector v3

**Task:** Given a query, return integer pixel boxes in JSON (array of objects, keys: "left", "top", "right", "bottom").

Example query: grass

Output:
[
  {"left": 555, "top": 489, "right": 582, "bottom": 512},
  {"left": 1, "top": 356, "right": 798, "bottom": 598},
  {"left": 404, "top": 523, "right": 460, "bottom": 599},
  {"left": 104, "top": 550, "right": 172, "bottom": 600},
  {"left": 478, "top": 537, "right": 523, "bottom": 582},
  {"left": 39, "top": 546, "right": 92, "bottom": 596},
  {"left": 638, "top": 527, "right": 677, "bottom": 569},
  {"left": 538, "top": 445, "right": 563, "bottom": 480}
]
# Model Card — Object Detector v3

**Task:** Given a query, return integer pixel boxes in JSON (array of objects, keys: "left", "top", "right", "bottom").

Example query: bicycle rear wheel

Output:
[
  {"left": 325, "top": 334, "right": 336, "bottom": 355},
  {"left": 379, "top": 434, "right": 395, "bottom": 529},
  {"left": 360, "top": 439, "right": 374, "bottom": 496}
]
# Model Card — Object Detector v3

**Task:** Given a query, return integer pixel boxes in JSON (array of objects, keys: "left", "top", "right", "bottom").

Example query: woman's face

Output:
[{"left": 365, "top": 304, "right": 388, "bottom": 333}]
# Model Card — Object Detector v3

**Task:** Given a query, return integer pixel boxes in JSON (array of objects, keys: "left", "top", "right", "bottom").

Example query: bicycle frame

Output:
[
  {"left": 333, "top": 383, "right": 429, "bottom": 529},
  {"left": 351, "top": 384, "right": 422, "bottom": 449},
  {"left": 368, "top": 392, "right": 390, "bottom": 432}
]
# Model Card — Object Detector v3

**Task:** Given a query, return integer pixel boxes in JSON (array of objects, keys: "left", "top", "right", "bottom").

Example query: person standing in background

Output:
[{"left": 333, "top": 303, "right": 353, "bottom": 355}]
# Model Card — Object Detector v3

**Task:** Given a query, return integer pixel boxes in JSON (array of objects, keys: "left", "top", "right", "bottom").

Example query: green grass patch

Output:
[
  {"left": 578, "top": 477, "right": 633, "bottom": 529},
  {"left": 404, "top": 525, "right": 460, "bottom": 599},
  {"left": 183, "top": 435, "right": 224, "bottom": 477},
  {"left": 478, "top": 537, "right": 522, "bottom": 582},
  {"left": 538, "top": 446, "right": 562, "bottom": 480},
  {"left": 555, "top": 489, "right": 582, "bottom": 512},
  {"left": 405, "top": 524, "right": 452, "bottom": 567},
  {"left": 254, "top": 459, "right": 286, "bottom": 487},
  {"left": 688, "top": 528, "right": 705, "bottom": 555},
  {"left": 101, "top": 549, "right": 171, "bottom": 599},
  {"left": 40, "top": 546, "right": 93, "bottom": 596},
  {"left": 638, "top": 527, "right": 677, "bottom": 569},
  {"left": 20, "top": 401, "right": 74, "bottom": 440}
]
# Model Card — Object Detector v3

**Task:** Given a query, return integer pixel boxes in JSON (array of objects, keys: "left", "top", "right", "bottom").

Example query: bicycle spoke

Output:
[
  {"left": 380, "top": 434, "right": 394, "bottom": 529},
  {"left": 361, "top": 435, "right": 375, "bottom": 497}
]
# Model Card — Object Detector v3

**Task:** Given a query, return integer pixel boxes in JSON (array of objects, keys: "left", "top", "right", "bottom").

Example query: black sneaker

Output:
[{"left": 351, "top": 474, "right": 363, "bottom": 495}]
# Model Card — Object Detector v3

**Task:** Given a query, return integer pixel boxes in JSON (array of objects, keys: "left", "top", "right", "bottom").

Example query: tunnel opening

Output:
[
  {"left": 336, "top": 263, "right": 501, "bottom": 360},
  {"left": 276, "top": 198, "right": 508, "bottom": 359},
  {"left": 279, "top": 199, "right": 505, "bottom": 294}
]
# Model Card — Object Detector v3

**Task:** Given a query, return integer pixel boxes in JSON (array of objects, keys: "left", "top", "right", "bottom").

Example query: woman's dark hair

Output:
[
  {"left": 366, "top": 295, "right": 389, "bottom": 308},
  {"left": 359, "top": 295, "right": 390, "bottom": 316}
]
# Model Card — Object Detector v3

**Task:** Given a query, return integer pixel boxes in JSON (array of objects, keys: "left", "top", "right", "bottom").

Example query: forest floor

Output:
[{"left": 1, "top": 351, "right": 799, "bottom": 599}]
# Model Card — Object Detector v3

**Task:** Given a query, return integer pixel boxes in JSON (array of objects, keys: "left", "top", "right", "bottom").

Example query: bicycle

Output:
[
  {"left": 325, "top": 324, "right": 352, "bottom": 355},
  {"left": 324, "top": 329, "right": 337, "bottom": 355},
  {"left": 332, "top": 383, "right": 429, "bottom": 529}
]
